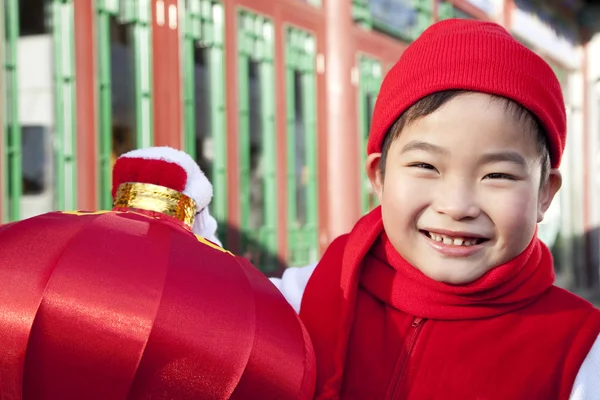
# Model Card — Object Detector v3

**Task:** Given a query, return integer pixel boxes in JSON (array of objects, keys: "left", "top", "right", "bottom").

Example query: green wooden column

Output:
[
  {"left": 2, "top": 0, "right": 21, "bottom": 222},
  {"left": 181, "top": 0, "right": 227, "bottom": 239},
  {"left": 358, "top": 55, "right": 382, "bottom": 214},
  {"left": 0, "top": 0, "right": 3, "bottom": 221},
  {"left": 238, "top": 10, "right": 277, "bottom": 272},
  {"left": 52, "top": 0, "right": 77, "bottom": 211},
  {"left": 96, "top": 0, "right": 153, "bottom": 210},
  {"left": 285, "top": 26, "right": 318, "bottom": 267}
]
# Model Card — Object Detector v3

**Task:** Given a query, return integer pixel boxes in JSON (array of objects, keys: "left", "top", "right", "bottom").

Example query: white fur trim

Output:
[
  {"left": 268, "top": 262, "right": 318, "bottom": 313},
  {"left": 120, "top": 146, "right": 212, "bottom": 211},
  {"left": 192, "top": 207, "right": 222, "bottom": 247}
]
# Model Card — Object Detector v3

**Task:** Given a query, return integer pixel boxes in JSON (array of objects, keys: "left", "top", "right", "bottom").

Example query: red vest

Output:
[{"left": 300, "top": 209, "right": 600, "bottom": 399}]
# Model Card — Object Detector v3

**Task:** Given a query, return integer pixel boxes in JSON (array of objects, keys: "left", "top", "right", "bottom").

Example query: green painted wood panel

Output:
[
  {"left": 2, "top": 0, "right": 21, "bottom": 222},
  {"left": 52, "top": 0, "right": 77, "bottom": 212},
  {"left": 181, "top": 0, "right": 227, "bottom": 240},
  {"left": 96, "top": 0, "right": 153, "bottom": 210},
  {"left": 238, "top": 10, "right": 278, "bottom": 272},
  {"left": 285, "top": 26, "right": 318, "bottom": 267},
  {"left": 358, "top": 55, "right": 382, "bottom": 214}
]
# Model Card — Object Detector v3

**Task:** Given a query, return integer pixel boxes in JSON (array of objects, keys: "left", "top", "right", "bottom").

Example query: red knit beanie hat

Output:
[{"left": 367, "top": 18, "right": 566, "bottom": 168}]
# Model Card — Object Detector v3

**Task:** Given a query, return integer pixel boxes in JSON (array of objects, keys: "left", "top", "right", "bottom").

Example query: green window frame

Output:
[
  {"left": 358, "top": 55, "right": 382, "bottom": 214},
  {"left": 237, "top": 10, "right": 277, "bottom": 272},
  {"left": 181, "top": 0, "right": 227, "bottom": 240},
  {"left": 0, "top": 0, "right": 3, "bottom": 220},
  {"left": 285, "top": 26, "right": 318, "bottom": 267},
  {"left": 2, "top": 0, "right": 21, "bottom": 222},
  {"left": 53, "top": 0, "right": 77, "bottom": 211},
  {"left": 97, "top": 0, "right": 153, "bottom": 210},
  {"left": 2, "top": 0, "right": 76, "bottom": 222}
]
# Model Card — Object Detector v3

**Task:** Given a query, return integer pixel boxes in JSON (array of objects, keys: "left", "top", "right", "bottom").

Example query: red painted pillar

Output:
[
  {"left": 324, "top": 0, "right": 359, "bottom": 240},
  {"left": 503, "top": 0, "right": 513, "bottom": 28},
  {"left": 74, "top": 0, "right": 98, "bottom": 211},
  {"left": 274, "top": 13, "right": 289, "bottom": 265},
  {"left": 152, "top": 0, "right": 182, "bottom": 148}
]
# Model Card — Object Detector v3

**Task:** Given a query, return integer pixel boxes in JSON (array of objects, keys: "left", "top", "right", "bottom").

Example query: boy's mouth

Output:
[{"left": 420, "top": 230, "right": 488, "bottom": 247}]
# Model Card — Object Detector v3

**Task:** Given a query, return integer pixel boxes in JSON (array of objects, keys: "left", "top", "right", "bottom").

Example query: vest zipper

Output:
[{"left": 385, "top": 317, "right": 425, "bottom": 400}]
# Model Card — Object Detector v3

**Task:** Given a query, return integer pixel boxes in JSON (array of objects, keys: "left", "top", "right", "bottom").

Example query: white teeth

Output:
[
  {"left": 428, "top": 232, "right": 443, "bottom": 242},
  {"left": 426, "top": 231, "right": 480, "bottom": 247}
]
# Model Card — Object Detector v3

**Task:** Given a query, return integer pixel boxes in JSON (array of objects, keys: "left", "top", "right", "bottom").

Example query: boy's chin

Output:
[{"left": 414, "top": 263, "right": 491, "bottom": 286}]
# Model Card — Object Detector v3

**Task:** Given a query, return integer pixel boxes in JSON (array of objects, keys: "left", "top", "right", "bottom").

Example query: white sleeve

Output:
[
  {"left": 269, "top": 262, "right": 318, "bottom": 314},
  {"left": 570, "top": 335, "right": 600, "bottom": 399}
]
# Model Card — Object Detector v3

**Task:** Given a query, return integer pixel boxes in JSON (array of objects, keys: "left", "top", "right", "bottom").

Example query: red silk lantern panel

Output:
[{"left": 0, "top": 210, "right": 315, "bottom": 399}]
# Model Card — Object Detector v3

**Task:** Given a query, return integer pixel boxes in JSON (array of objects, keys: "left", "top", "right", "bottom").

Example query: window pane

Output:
[
  {"left": 248, "top": 59, "right": 265, "bottom": 230},
  {"left": 21, "top": 126, "right": 47, "bottom": 195},
  {"left": 110, "top": 16, "right": 136, "bottom": 165},
  {"left": 19, "top": 0, "right": 52, "bottom": 36},
  {"left": 294, "top": 70, "right": 307, "bottom": 227},
  {"left": 193, "top": 46, "right": 213, "bottom": 179},
  {"left": 16, "top": 0, "right": 56, "bottom": 219},
  {"left": 365, "top": 92, "right": 375, "bottom": 139}
]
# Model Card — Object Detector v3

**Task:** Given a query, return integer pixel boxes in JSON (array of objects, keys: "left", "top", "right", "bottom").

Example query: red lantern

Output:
[{"left": 0, "top": 148, "right": 316, "bottom": 400}]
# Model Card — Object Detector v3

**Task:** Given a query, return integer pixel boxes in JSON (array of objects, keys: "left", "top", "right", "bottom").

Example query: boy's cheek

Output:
[
  {"left": 383, "top": 173, "right": 430, "bottom": 197},
  {"left": 483, "top": 189, "right": 538, "bottom": 221},
  {"left": 381, "top": 182, "right": 424, "bottom": 212}
]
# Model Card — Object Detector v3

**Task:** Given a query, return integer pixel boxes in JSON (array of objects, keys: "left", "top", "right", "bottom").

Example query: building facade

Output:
[{"left": 1, "top": 0, "right": 599, "bottom": 295}]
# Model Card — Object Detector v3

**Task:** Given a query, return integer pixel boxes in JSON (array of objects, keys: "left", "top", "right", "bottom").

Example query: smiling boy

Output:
[
  {"left": 270, "top": 19, "right": 600, "bottom": 399},
  {"left": 377, "top": 90, "right": 555, "bottom": 286}
]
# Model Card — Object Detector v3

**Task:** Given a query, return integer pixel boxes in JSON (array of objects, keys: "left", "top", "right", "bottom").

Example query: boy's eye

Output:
[
  {"left": 408, "top": 163, "right": 436, "bottom": 171},
  {"left": 484, "top": 173, "right": 516, "bottom": 180}
]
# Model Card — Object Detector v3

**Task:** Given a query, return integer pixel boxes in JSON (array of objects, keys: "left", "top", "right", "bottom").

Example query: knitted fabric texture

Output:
[{"left": 367, "top": 18, "right": 566, "bottom": 168}]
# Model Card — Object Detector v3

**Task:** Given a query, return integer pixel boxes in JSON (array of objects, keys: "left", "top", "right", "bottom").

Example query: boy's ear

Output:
[
  {"left": 538, "top": 169, "right": 562, "bottom": 223},
  {"left": 366, "top": 153, "right": 384, "bottom": 201}
]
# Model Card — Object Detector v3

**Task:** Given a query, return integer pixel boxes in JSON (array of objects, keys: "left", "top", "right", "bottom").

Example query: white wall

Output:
[
  {"left": 587, "top": 34, "right": 600, "bottom": 228},
  {"left": 586, "top": 33, "right": 600, "bottom": 287},
  {"left": 565, "top": 66, "right": 587, "bottom": 286},
  {"left": 17, "top": 35, "right": 55, "bottom": 220}
]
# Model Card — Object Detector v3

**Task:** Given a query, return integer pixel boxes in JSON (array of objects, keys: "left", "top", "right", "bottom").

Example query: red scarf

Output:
[
  {"left": 361, "top": 231, "right": 555, "bottom": 320},
  {"left": 311, "top": 207, "right": 555, "bottom": 399}
]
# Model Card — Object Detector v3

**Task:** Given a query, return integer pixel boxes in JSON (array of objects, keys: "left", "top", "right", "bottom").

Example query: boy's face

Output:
[{"left": 367, "top": 93, "right": 561, "bottom": 284}]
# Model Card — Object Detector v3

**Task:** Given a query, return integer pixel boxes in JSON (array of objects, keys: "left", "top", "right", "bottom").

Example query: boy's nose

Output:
[{"left": 431, "top": 182, "right": 480, "bottom": 221}]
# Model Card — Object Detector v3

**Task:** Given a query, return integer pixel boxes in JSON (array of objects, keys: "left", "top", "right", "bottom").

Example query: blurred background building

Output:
[{"left": 1, "top": 0, "right": 600, "bottom": 296}]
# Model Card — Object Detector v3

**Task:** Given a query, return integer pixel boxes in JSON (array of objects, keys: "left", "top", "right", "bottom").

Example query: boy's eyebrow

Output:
[
  {"left": 400, "top": 140, "right": 448, "bottom": 155},
  {"left": 480, "top": 151, "right": 528, "bottom": 167},
  {"left": 400, "top": 141, "right": 529, "bottom": 167}
]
